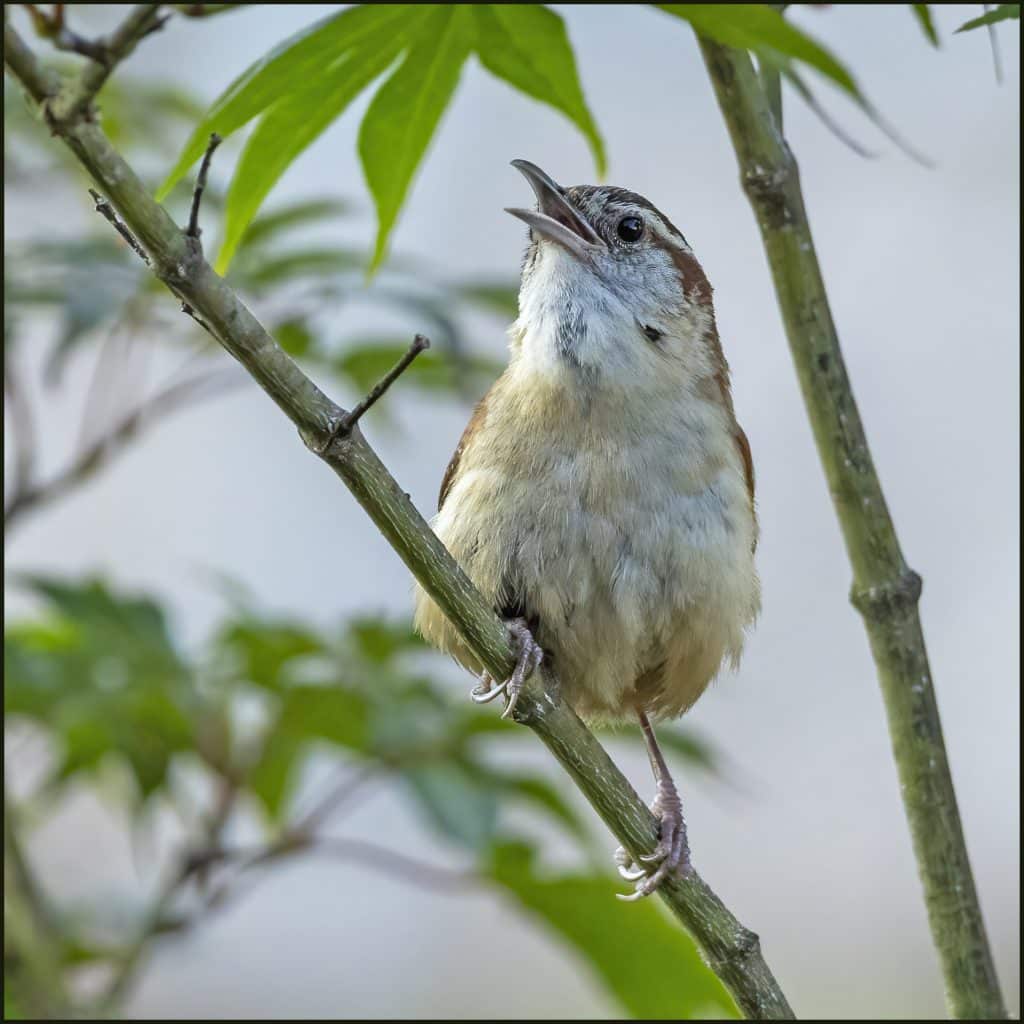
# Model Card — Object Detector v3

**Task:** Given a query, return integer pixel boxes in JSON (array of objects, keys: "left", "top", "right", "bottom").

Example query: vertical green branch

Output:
[{"left": 697, "top": 38, "right": 1006, "bottom": 1020}]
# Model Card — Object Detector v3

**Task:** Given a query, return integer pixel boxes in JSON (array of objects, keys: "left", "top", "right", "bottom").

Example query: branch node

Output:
[
  {"left": 187, "top": 132, "right": 222, "bottom": 241},
  {"left": 88, "top": 188, "right": 150, "bottom": 264},
  {"left": 850, "top": 569, "right": 923, "bottom": 621}
]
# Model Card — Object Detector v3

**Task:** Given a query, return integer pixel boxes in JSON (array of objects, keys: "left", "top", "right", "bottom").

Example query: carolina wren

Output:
[{"left": 414, "top": 160, "right": 760, "bottom": 897}]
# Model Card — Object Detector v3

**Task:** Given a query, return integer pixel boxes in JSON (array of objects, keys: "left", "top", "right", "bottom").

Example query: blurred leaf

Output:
[
  {"left": 404, "top": 761, "right": 499, "bottom": 851},
  {"left": 347, "top": 616, "right": 428, "bottom": 664},
  {"left": 658, "top": 4, "right": 859, "bottom": 98},
  {"left": 653, "top": 727, "right": 721, "bottom": 775},
  {"left": 472, "top": 5, "right": 605, "bottom": 175},
  {"left": 955, "top": 4, "right": 1019, "bottom": 32},
  {"left": 484, "top": 770, "right": 592, "bottom": 847},
  {"left": 335, "top": 341, "right": 503, "bottom": 397},
  {"left": 239, "top": 198, "right": 353, "bottom": 250},
  {"left": 251, "top": 685, "right": 371, "bottom": 820},
  {"left": 230, "top": 247, "right": 365, "bottom": 288},
  {"left": 456, "top": 280, "right": 520, "bottom": 320},
  {"left": 359, "top": 6, "right": 474, "bottom": 269},
  {"left": 490, "top": 842, "right": 739, "bottom": 1019},
  {"left": 911, "top": 4, "right": 940, "bottom": 46},
  {"left": 4, "top": 578, "right": 194, "bottom": 802},
  {"left": 273, "top": 318, "right": 315, "bottom": 357},
  {"left": 249, "top": 730, "right": 303, "bottom": 820},
  {"left": 216, "top": 618, "right": 324, "bottom": 691}
]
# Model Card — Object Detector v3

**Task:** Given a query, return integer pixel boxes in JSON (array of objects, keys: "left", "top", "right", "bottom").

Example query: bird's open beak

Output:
[{"left": 505, "top": 159, "right": 605, "bottom": 261}]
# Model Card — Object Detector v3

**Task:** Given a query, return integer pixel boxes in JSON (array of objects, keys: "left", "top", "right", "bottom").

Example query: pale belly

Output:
[{"left": 415, "top": 415, "right": 760, "bottom": 723}]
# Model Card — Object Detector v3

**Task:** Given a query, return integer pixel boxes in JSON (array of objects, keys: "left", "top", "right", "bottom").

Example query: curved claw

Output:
[
  {"left": 617, "top": 863, "right": 647, "bottom": 882},
  {"left": 471, "top": 677, "right": 508, "bottom": 704}
]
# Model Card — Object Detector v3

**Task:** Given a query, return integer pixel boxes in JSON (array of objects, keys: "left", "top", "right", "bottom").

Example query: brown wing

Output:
[{"left": 438, "top": 392, "right": 490, "bottom": 512}]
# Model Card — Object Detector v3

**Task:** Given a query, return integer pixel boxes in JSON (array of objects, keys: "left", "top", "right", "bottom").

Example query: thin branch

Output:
[
  {"left": 698, "top": 36, "right": 1006, "bottom": 1021},
  {"left": 333, "top": 333, "right": 430, "bottom": 439},
  {"left": 4, "top": 22, "right": 793, "bottom": 1018},
  {"left": 186, "top": 132, "right": 221, "bottom": 240},
  {"left": 4, "top": 368, "right": 243, "bottom": 533},
  {"left": 43, "top": 5, "right": 169, "bottom": 128}
]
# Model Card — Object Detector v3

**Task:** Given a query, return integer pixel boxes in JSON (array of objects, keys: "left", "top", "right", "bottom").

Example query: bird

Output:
[{"left": 413, "top": 159, "right": 760, "bottom": 899}]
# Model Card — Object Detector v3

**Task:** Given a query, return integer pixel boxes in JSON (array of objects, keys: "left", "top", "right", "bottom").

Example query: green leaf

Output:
[
  {"left": 335, "top": 341, "right": 503, "bottom": 397},
  {"left": 216, "top": 23, "right": 408, "bottom": 271},
  {"left": 403, "top": 761, "right": 499, "bottom": 851},
  {"left": 158, "top": 5, "right": 411, "bottom": 198},
  {"left": 456, "top": 279, "right": 520, "bottom": 320},
  {"left": 239, "top": 198, "right": 353, "bottom": 250},
  {"left": 273, "top": 318, "right": 315, "bottom": 357},
  {"left": 249, "top": 730, "right": 303, "bottom": 820},
  {"left": 489, "top": 842, "right": 739, "bottom": 1019},
  {"left": 251, "top": 685, "right": 371, "bottom": 820},
  {"left": 472, "top": 5, "right": 605, "bottom": 175},
  {"left": 911, "top": 4, "right": 940, "bottom": 46},
  {"left": 485, "top": 771, "right": 592, "bottom": 846},
  {"left": 216, "top": 618, "right": 324, "bottom": 691},
  {"left": 657, "top": 4, "right": 860, "bottom": 99},
  {"left": 956, "top": 4, "right": 1019, "bottom": 32},
  {"left": 347, "top": 616, "right": 428, "bottom": 664},
  {"left": 5, "top": 577, "right": 194, "bottom": 803},
  {"left": 231, "top": 247, "right": 365, "bottom": 288},
  {"left": 358, "top": 6, "right": 474, "bottom": 268}
]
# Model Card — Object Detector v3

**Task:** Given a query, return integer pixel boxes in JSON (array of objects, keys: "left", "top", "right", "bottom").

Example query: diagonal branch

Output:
[
  {"left": 4, "top": 22, "right": 793, "bottom": 1019},
  {"left": 698, "top": 36, "right": 1006, "bottom": 1021}
]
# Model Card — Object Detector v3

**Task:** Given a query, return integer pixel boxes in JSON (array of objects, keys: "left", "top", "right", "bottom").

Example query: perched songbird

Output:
[{"left": 414, "top": 160, "right": 760, "bottom": 898}]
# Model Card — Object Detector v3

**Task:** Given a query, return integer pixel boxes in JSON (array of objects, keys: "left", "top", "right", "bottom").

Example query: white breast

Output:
[{"left": 414, "top": 331, "right": 760, "bottom": 723}]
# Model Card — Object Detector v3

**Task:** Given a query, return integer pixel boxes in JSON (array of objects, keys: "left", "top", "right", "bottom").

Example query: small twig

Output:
[
  {"left": 332, "top": 334, "right": 430, "bottom": 441},
  {"left": 88, "top": 188, "right": 149, "bottom": 264},
  {"left": 187, "top": 133, "right": 222, "bottom": 240}
]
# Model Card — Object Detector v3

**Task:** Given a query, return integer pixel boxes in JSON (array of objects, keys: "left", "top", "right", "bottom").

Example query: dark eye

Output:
[{"left": 616, "top": 215, "right": 644, "bottom": 243}]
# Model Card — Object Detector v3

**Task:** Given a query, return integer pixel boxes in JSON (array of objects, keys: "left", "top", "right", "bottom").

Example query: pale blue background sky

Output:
[{"left": 5, "top": 4, "right": 1019, "bottom": 1019}]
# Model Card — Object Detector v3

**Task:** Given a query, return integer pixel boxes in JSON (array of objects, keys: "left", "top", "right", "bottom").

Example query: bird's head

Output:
[{"left": 505, "top": 160, "right": 718, "bottom": 391}]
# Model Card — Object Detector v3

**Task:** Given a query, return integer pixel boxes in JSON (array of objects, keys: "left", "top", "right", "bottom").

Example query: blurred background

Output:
[{"left": 4, "top": 4, "right": 1019, "bottom": 1019}]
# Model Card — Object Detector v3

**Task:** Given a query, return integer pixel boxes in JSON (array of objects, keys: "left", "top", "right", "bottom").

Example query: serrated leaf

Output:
[
  {"left": 658, "top": 4, "right": 860, "bottom": 99},
  {"left": 216, "top": 25, "right": 407, "bottom": 271},
  {"left": 158, "top": 5, "right": 412, "bottom": 198},
  {"left": 472, "top": 5, "right": 605, "bottom": 175},
  {"left": 489, "top": 842, "right": 739, "bottom": 1019},
  {"left": 404, "top": 761, "right": 499, "bottom": 851},
  {"left": 911, "top": 4, "right": 940, "bottom": 46},
  {"left": 358, "top": 6, "right": 474, "bottom": 269},
  {"left": 956, "top": 4, "right": 1019, "bottom": 32}
]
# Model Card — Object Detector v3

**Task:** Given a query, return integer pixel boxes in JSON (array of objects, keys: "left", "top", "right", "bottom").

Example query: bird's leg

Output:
[
  {"left": 469, "top": 618, "right": 543, "bottom": 720},
  {"left": 615, "top": 708, "right": 693, "bottom": 901}
]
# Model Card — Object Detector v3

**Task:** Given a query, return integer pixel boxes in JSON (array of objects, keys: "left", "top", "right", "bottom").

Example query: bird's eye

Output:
[{"left": 616, "top": 215, "right": 644, "bottom": 243}]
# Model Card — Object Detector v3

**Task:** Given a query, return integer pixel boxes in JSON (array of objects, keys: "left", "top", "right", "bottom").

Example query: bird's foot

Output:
[
  {"left": 614, "top": 785, "right": 692, "bottom": 901},
  {"left": 469, "top": 618, "right": 543, "bottom": 720}
]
